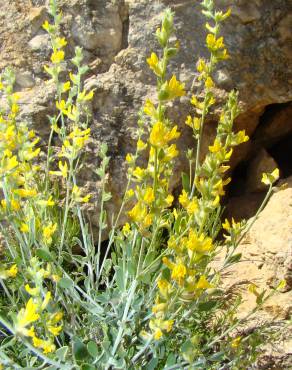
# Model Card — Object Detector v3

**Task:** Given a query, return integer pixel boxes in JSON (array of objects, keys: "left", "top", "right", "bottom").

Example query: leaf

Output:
[
  {"left": 145, "top": 357, "right": 158, "bottom": 370},
  {"left": 58, "top": 277, "right": 73, "bottom": 289},
  {"left": 226, "top": 253, "right": 242, "bottom": 265},
  {"left": 198, "top": 300, "right": 217, "bottom": 312},
  {"left": 35, "top": 248, "right": 54, "bottom": 262},
  {"left": 73, "top": 338, "right": 89, "bottom": 362},
  {"left": 128, "top": 261, "right": 136, "bottom": 277},
  {"left": 102, "top": 192, "right": 112, "bottom": 202},
  {"left": 87, "top": 341, "right": 99, "bottom": 358},
  {"left": 209, "top": 351, "right": 225, "bottom": 362},
  {"left": 181, "top": 172, "right": 190, "bottom": 193},
  {"left": 144, "top": 251, "right": 156, "bottom": 266},
  {"left": 81, "top": 365, "right": 95, "bottom": 370},
  {"left": 115, "top": 266, "right": 124, "bottom": 291},
  {"left": 56, "top": 346, "right": 68, "bottom": 362}
]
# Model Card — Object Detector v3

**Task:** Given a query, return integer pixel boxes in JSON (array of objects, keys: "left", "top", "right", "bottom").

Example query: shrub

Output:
[{"left": 0, "top": 0, "right": 282, "bottom": 368}]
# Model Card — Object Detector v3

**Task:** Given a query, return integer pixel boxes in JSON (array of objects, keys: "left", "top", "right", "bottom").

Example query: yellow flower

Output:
[
  {"left": 33, "top": 337, "right": 55, "bottom": 354},
  {"left": 205, "top": 76, "right": 214, "bottom": 89},
  {"left": 166, "top": 75, "right": 186, "bottom": 99},
  {"left": 6, "top": 155, "right": 18, "bottom": 171},
  {"left": 171, "top": 262, "right": 187, "bottom": 285},
  {"left": 144, "top": 99, "right": 157, "bottom": 117},
  {"left": 62, "top": 81, "right": 71, "bottom": 93},
  {"left": 261, "top": 168, "right": 279, "bottom": 186},
  {"left": 37, "top": 196, "right": 55, "bottom": 207},
  {"left": 187, "top": 230, "right": 213, "bottom": 254},
  {"left": 33, "top": 336, "right": 44, "bottom": 348},
  {"left": 209, "top": 138, "right": 222, "bottom": 153},
  {"left": 26, "top": 326, "right": 35, "bottom": 337},
  {"left": 126, "top": 153, "right": 134, "bottom": 163},
  {"left": 195, "top": 275, "right": 212, "bottom": 290},
  {"left": 56, "top": 100, "right": 68, "bottom": 114},
  {"left": 197, "top": 58, "right": 207, "bottom": 73},
  {"left": 165, "top": 194, "right": 174, "bottom": 207},
  {"left": 42, "top": 20, "right": 50, "bottom": 32},
  {"left": 42, "top": 341, "right": 56, "bottom": 354},
  {"left": 140, "top": 213, "right": 151, "bottom": 229},
  {"left": 132, "top": 166, "right": 145, "bottom": 181},
  {"left": 50, "top": 311, "right": 63, "bottom": 324},
  {"left": 150, "top": 121, "right": 180, "bottom": 148},
  {"left": 236, "top": 130, "right": 249, "bottom": 144},
  {"left": 128, "top": 202, "right": 147, "bottom": 223},
  {"left": 50, "top": 161, "right": 68, "bottom": 178},
  {"left": 48, "top": 325, "right": 62, "bottom": 336},
  {"left": 51, "top": 50, "right": 65, "bottom": 64},
  {"left": 20, "top": 223, "right": 29, "bottom": 233},
  {"left": 143, "top": 187, "right": 155, "bottom": 204},
  {"left": 3, "top": 264, "right": 18, "bottom": 278},
  {"left": 14, "top": 188, "right": 37, "bottom": 198},
  {"left": 206, "top": 34, "right": 225, "bottom": 50},
  {"left": 154, "top": 328, "right": 163, "bottom": 340},
  {"left": 55, "top": 37, "right": 67, "bottom": 49},
  {"left": 78, "top": 90, "right": 94, "bottom": 101},
  {"left": 179, "top": 189, "right": 189, "bottom": 208},
  {"left": 43, "top": 222, "right": 57, "bottom": 244},
  {"left": 16, "top": 298, "right": 40, "bottom": 333},
  {"left": 231, "top": 336, "right": 242, "bottom": 348},
  {"left": 125, "top": 189, "right": 134, "bottom": 199},
  {"left": 25, "top": 284, "right": 40, "bottom": 297},
  {"left": 146, "top": 52, "right": 162, "bottom": 76},
  {"left": 81, "top": 194, "right": 91, "bottom": 203},
  {"left": 137, "top": 139, "right": 147, "bottom": 151},
  {"left": 186, "top": 199, "right": 198, "bottom": 215},
  {"left": 157, "top": 279, "right": 170, "bottom": 298},
  {"left": 222, "top": 218, "right": 231, "bottom": 231},
  {"left": 8, "top": 264, "right": 18, "bottom": 278},
  {"left": 122, "top": 222, "right": 131, "bottom": 236},
  {"left": 150, "top": 318, "right": 174, "bottom": 340},
  {"left": 163, "top": 144, "right": 179, "bottom": 162}
]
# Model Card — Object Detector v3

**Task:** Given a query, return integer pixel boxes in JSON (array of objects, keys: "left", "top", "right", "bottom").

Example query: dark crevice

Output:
[
  {"left": 121, "top": 13, "right": 130, "bottom": 50},
  {"left": 267, "top": 132, "right": 292, "bottom": 178},
  {"left": 225, "top": 101, "right": 292, "bottom": 221}
]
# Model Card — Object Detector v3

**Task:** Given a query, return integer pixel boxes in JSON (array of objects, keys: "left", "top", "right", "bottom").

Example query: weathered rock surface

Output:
[{"left": 1, "top": 0, "right": 292, "bottom": 224}]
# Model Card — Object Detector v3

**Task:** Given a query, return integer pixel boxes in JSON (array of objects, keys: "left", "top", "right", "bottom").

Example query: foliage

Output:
[{"left": 0, "top": 0, "right": 283, "bottom": 369}]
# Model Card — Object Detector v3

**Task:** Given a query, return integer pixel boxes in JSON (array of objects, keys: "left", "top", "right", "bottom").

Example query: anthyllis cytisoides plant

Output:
[{"left": 0, "top": 0, "right": 284, "bottom": 369}]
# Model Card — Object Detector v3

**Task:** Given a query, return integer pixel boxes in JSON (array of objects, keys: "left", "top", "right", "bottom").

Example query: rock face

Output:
[{"left": 1, "top": 0, "right": 292, "bottom": 224}]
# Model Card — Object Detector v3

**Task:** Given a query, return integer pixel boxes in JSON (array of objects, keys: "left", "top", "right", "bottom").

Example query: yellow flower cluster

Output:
[
  {"left": 0, "top": 264, "right": 18, "bottom": 279},
  {"left": 15, "top": 258, "right": 63, "bottom": 354},
  {"left": 126, "top": 13, "right": 184, "bottom": 232},
  {"left": 0, "top": 71, "right": 42, "bottom": 227}
]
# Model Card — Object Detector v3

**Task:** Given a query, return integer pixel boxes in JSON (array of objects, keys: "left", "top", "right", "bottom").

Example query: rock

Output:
[
  {"left": 69, "top": 0, "right": 124, "bottom": 65},
  {"left": 246, "top": 148, "right": 279, "bottom": 192},
  {"left": 254, "top": 102, "right": 292, "bottom": 147},
  {"left": 15, "top": 70, "right": 35, "bottom": 89},
  {"left": 28, "top": 34, "right": 50, "bottom": 52},
  {"left": 216, "top": 185, "right": 292, "bottom": 368},
  {"left": 28, "top": 6, "right": 47, "bottom": 36}
]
